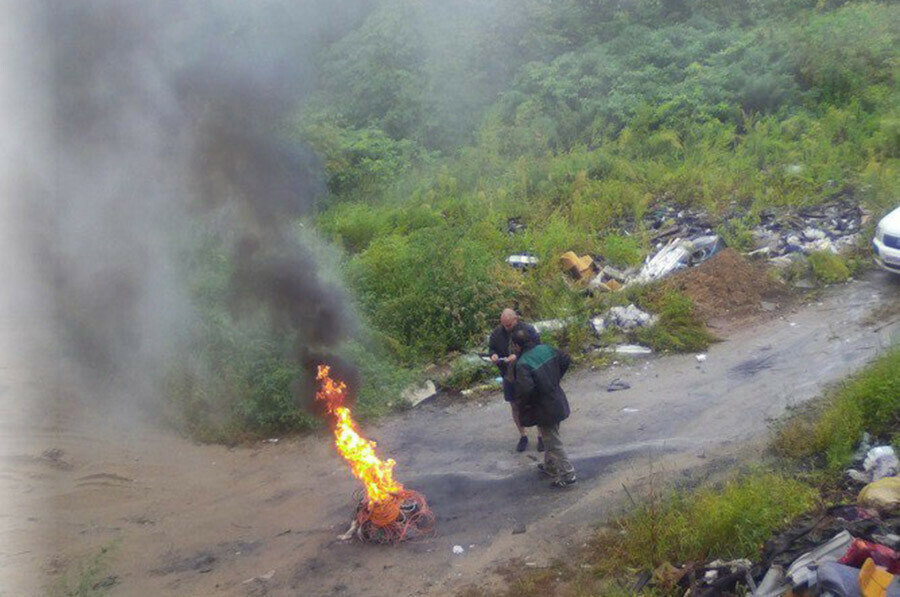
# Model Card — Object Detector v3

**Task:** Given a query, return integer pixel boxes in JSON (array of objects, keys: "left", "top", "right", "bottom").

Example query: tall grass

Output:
[
  {"left": 592, "top": 473, "right": 817, "bottom": 571},
  {"left": 775, "top": 347, "right": 900, "bottom": 468}
]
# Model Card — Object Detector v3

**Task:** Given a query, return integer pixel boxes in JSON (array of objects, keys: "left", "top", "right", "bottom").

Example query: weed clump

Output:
[
  {"left": 632, "top": 289, "right": 718, "bottom": 353},
  {"left": 774, "top": 348, "right": 900, "bottom": 468},
  {"left": 808, "top": 251, "right": 851, "bottom": 284},
  {"left": 591, "top": 472, "right": 817, "bottom": 572}
]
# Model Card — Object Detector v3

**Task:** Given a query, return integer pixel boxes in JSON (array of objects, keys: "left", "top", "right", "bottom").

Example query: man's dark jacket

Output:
[
  {"left": 488, "top": 322, "right": 540, "bottom": 378},
  {"left": 513, "top": 344, "right": 571, "bottom": 427}
]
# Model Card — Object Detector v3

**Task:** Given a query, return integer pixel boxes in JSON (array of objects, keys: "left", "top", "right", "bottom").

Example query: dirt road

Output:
[{"left": 1, "top": 272, "right": 897, "bottom": 596}]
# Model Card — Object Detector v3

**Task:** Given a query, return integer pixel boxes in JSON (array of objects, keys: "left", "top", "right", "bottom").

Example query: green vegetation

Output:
[
  {"left": 593, "top": 473, "right": 818, "bottom": 571},
  {"left": 304, "top": 0, "right": 899, "bottom": 368},
  {"left": 775, "top": 347, "right": 900, "bottom": 468},
  {"left": 633, "top": 289, "right": 718, "bottom": 353},
  {"left": 171, "top": 0, "right": 899, "bottom": 440},
  {"left": 808, "top": 250, "right": 852, "bottom": 284}
]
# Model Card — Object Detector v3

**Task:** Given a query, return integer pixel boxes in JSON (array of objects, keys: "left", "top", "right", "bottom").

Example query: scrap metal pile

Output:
[{"left": 316, "top": 365, "right": 436, "bottom": 544}]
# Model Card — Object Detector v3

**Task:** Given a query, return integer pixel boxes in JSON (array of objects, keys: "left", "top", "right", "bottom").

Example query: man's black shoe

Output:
[
  {"left": 516, "top": 436, "right": 528, "bottom": 452},
  {"left": 537, "top": 437, "right": 544, "bottom": 452}
]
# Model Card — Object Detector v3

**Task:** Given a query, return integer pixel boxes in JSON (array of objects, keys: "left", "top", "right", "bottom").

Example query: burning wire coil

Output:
[{"left": 347, "top": 488, "right": 436, "bottom": 544}]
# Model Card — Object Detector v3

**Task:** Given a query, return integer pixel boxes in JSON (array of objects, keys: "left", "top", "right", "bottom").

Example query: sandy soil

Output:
[{"left": 1, "top": 271, "right": 897, "bottom": 597}]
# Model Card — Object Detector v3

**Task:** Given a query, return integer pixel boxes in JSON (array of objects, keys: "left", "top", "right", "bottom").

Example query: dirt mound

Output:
[{"left": 665, "top": 249, "right": 789, "bottom": 325}]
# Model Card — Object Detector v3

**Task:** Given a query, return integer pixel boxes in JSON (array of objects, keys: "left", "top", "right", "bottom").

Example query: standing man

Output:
[
  {"left": 489, "top": 309, "right": 543, "bottom": 452},
  {"left": 511, "top": 326, "right": 576, "bottom": 488}
]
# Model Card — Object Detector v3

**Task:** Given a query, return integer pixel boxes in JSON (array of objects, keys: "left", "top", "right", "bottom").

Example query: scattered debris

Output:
[
  {"left": 559, "top": 251, "right": 597, "bottom": 280},
  {"left": 586, "top": 265, "right": 632, "bottom": 294},
  {"left": 506, "top": 253, "right": 539, "bottom": 269},
  {"left": 695, "top": 354, "right": 707, "bottom": 363},
  {"left": 590, "top": 304, "right": 658, "bottom": 336},
  {"left": 622, "top": 408, "right": 639, "bottom": 413},
  {"left": 599, "top": 344, "right": 653, "bottom": 355},
  {"left": 607, "top": 379, "right": 631, "bottom": 392},
  {"left": 859, "top": 477, "right": 900, "bottom": 513},
  {"left": 645, "top": 205, "right": 715, "bottom": 243},
  {"left": 532, "top": 318, "right": 569, "bottom": 334},
  {"left": 689, "top": 235, "right": 726, "bottom": 264},
  {"left": 749, "top": 200, "right": 862, "bottom": 261},
  {"left": 601, "top": 265, "right": 629, "bottom": 283},
  {"left": 507, "top": 217, "right": 526, "bottom": 235},
  {"left": 453, "top": 545, "right": 465, "bottom": 555},
  {"left": 402, "top": 380, "right": 438, "bottom": 408},
  {"left": 633, "top": 238, "right": 693, "bottom": 284},
  {"left": 848, "top": 447, "right": 899, "bottom": 484},
  {"left": 754, "top": 566, "right": 786, "bottom": 596},
  {"left": 784, "top": 530, "right": 854, "bottom": 588},
  {"left": 839, "top": 538, "right": 900, "bottom": 572},
  {"left": 606, "top": 304, "right": 658, "bottom": 331},
  {"left": 264, "top": 438, "right": 279, "bottom": 444}
]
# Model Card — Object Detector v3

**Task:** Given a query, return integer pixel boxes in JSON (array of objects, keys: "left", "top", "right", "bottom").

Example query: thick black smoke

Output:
[{"left": 15, "top": 0, "right": 365, "bottom": 415}]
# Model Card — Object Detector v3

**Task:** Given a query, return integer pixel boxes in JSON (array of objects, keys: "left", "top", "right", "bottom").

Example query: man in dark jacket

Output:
[
  {"left": 489, "top": 309, "right": 542, "bottom": 452},
  {"left": 511, "top": 326, "right": 576, "bottom": 488}
]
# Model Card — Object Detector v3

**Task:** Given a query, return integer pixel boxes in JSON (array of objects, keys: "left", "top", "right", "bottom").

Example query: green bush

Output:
[
  {"left": 808, "top": 251, "right": 851, "bottom": 284},
  {"left": 633, "top": 289, "right": 718, "bottom": 353},
  {"left": 348, "top": 228, "right": 522, "bottom": 362}
]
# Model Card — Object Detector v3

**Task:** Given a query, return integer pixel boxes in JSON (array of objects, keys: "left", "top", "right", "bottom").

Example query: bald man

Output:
[{"left": 489, "top": 309, "right": 542, "bottom": 452}]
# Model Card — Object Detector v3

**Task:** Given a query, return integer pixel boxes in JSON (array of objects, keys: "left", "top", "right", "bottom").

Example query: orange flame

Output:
[{"left": 316, "top": 365, "right": 404, "bottom": 504}]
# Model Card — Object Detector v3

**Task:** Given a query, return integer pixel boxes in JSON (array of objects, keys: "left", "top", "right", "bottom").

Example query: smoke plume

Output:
[{"left": 8, "top": 0, "right": 365, "bottom": 421}]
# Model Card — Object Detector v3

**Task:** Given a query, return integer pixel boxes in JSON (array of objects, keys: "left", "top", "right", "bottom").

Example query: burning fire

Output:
[{"left": 315, "top": 365, "right": 404, "bottom": 504}]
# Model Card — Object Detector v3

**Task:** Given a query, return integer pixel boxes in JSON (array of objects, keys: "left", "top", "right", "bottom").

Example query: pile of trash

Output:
[
  {"left": 631, "top": 235, "right": 726, "bottom": 285},
  {"left": 591, "top": 304, "right": 658, "bottom": 334},
  {"left": 505, "top": 199, "right": 864, "bottom": 288},
  {"left": 748, "top": 200, "right": 865, "bottom": 264},
  {"left": 645, "top": 205, "right": 716, "bottom": 241},
  {"left": 642, "top": 445, "right": 900, "bottom": 596}
]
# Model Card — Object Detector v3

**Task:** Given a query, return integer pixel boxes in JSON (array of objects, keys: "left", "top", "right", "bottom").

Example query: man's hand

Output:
[
  {"left": 506, "top": 354, "right": 517, "bottom": 364},
  {"left": 490, "top": 353, "right": 499, "bottom": 363}
]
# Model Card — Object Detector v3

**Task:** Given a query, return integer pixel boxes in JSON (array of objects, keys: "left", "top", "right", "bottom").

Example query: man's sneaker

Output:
[
  {"left": 516, "top": 436, "right": 528, "bottom": 452},
  {"left": 550, "top": 475, "right": 577, "bottom": 488},
  {"left": 537, "top": 463, "right": 558, "bottom": 477},
  {"left": 537, "top": 437, "right": 544, "bottom": 452}
]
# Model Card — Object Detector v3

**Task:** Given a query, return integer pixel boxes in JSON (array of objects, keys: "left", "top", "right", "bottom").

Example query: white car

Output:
[{"left": 873, "top": 206, "right": 900, "bottom": 274}]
